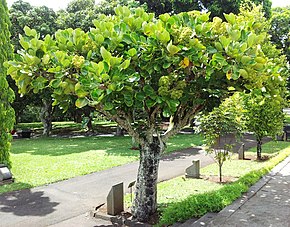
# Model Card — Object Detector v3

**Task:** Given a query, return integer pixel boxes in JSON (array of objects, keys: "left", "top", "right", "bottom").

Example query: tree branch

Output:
[
  {"left": 95, "top": 104, "right": 145, "bottom": 146},
  {"left": 162, "top": 104, "right": 203, "bottom": 142}
]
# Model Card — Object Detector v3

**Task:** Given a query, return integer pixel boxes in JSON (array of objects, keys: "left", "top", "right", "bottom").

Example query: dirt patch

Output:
[{"left": 201, "top": 175, "right": 239, "bottom": 184}]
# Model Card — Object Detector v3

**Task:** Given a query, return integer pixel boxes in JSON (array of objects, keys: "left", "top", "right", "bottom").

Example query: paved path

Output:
[
  {"left": 190, "top": 155, "right": 290, "bottom": 227},
  {"left": 0, "top": 146, "right": 214, "bottom": 227}
]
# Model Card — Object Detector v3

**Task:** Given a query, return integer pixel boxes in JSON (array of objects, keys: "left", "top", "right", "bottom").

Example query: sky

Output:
[{"left": 6, "top": 0, "right": 290, "bottom": 11}]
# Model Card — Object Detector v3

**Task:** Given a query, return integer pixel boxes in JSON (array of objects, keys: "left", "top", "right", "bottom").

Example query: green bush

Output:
[{"left": 158, "top": 148, "right": 290, "bottom": 226}]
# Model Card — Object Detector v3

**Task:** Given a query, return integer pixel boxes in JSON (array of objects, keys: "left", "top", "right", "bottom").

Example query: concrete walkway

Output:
[
  {"left": 0, "top": 146, "right": 214, "bottom": 227},
  {"left": 190, "top": 155, "right": 290, "bottom": 227}
]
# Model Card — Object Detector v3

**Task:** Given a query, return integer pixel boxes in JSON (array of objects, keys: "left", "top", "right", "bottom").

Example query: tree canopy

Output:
[
  {"left": 269, "top": 6, "right": 290, "bottom": 62},
  {"left": 136, "top": 0, "right": 272, "bottom": 18}
]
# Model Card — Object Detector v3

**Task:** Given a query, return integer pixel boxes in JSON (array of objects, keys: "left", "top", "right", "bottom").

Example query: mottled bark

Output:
[
  {"left": 132, "top": 137, "right": 163, "bottom": 222},
  {"left": 40, "top": 98, "right": 53, "bottom": 136}
]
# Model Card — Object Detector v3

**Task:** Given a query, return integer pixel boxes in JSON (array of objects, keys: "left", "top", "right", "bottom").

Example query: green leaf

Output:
[
  {"left": 145, "top": 99, "right": 156, "bottom": 108},
  {"left": 75, "top": 98, "right": 88, "bottom": 108},
  {"left": 19, "top": 35, "right": 29, "bottom": 50},
  {"left": 108, "top": 83, "right": 116, "bottom": 91},
  {"left": 162, "top": 107, "right": 171, "bottom": 117},
  {"left": 42, "top": 54, "right": 50, "bottom": 64},
  {"left": 241, "top": 56, "right": 251, "bottom": 65},
  {"left": 50, "top": 79, "right": 62, "bottom": 88},
  {"left": 166, "top": 99, "right": 180, "bottom": 111},
  {"left": 128, "top": 48, "right": 137, "bottom": 57},
  {"left": 219, "top": 36, "right": 231, "bottom": 48},
  {"left": 162, "top": 62, "right": 171, "bottom": 69},
  {"left": 124, "top": 93, "right": 133, "bottom": 107},
  {"left": 157, "top": 30, "right": 170, "bottom": 44},
  {"left": 167, "top": 41, "right": 180, "bottom": 55},
  {"left": 224, "top": 13, "right": 236, "bottom": 25},
  {"left": 95, "top": 34, "right": 104, "bottom": 44},
  {"left": 104, "top": 101, "right": 114, "bottom": 110},
  {"left": 239, "top": 69, "right": 248, "bottom": 78},
  {"left": 24, "top": 26, "right": 37, "bottom": 37},
  {"left": 159, "top": 13, "right": 170, "bottom": 22},
  {"left": 229, "top": 30, "right": 241, "bottom": 41},
  {"left": 247, "top": 33, "right": 256, "bottom": 47},
  {"left": 143, "top": 85, "right": 155, "bottom": 96},
  {"left": 100, "top": 46, "right": 112, "bottom": 63},
  {"left": 135, "top": 92, "right": 146, "bottom": 101},
  {"left": 119, "top": 59, "right": 130, "bottom": 70},
  {"left": 239, "top": 43, "right": 247, "bottom": 52}
]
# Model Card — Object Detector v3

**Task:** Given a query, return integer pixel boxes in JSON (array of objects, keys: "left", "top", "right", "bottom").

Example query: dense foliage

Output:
[
  {"left": 136, "top": 0, "right": 272, "bottom": 18},
  {"left": 0, "top": 0, "right": 15, "bottom": 167},
  {"left": 269, "top": 7, "right": 290, "bottom": 62},
  {"left": 244, "top": 95, "right": 285, "bottom": 159}
]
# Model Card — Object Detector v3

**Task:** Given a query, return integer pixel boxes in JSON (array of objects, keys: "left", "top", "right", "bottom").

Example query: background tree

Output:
[
  {"left": 201, "top": 0, "right": 271, "bottom": 19},
  {"left": 244, "top": 95, "right": 284, "bottom": 160},
  {"left": 136, "top": 0, "right": 271, "bottom": 18},
  {"left": 269, "top": 7, "right": 290, "bottom": 62},
  {"left": 0, "top": 0, "right": 15, "bottom": 167},
  {"left": 6, "top": 6, "right": 285, "bottom": 221},
  {"left": 9, "top": 1, "right": 59, "bottom": 135},
  {"left": 57, "top": 0, "right": 141, "bottom": 31},
  {"left": 198, "top": 93, "right": 245, "bottom": 182},
  {"left": 239, "top": 4, "right": 288, "bottom": 160}
]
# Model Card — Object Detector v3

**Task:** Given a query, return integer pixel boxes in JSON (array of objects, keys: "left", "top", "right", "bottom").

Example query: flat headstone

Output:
[
  {"left": 0, "top": 166, "right": 12, "bottom": 181},
  {"left": 185, "top": 159, "right": 200, "bottom": 178},
  {"left": 107, "top": 182, "right": 124, "bottom": 216}
]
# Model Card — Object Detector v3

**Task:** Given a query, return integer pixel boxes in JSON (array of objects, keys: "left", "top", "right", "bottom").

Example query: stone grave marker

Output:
[
  {"left": 107, "top": 182, "right": 124, "bottom": 215},
  {"left": 0, "top": 165, "right": 12, "bottom": 181},
  {"left": 238, "top": 143, "right": 245, "bottom": 160},
  {"left": 185, "top": 159, "right": 200, "bottom": 178}
]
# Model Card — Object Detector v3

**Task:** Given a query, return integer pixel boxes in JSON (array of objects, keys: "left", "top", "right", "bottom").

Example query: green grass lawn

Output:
[{"left": 0, "top": 133, "right": 203, "bottom": 194}]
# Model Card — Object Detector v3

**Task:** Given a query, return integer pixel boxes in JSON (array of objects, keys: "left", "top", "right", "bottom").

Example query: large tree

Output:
[
  {"left": 0, "top": 0, "right": 15, "bottom": 167},
  {"left": 269, "top": 7, "right": 290, "bottom": 62},
  {"left": 6, "top": 5, "right": 285, "bottom": 221},
  {"left": 136, "top": 0, "right": 271, "bottom": 18},
  {"left": 9, "top": 1, "right": 59, "bottom": 135},
  {"left": 57, "top": 0, "right": 142, "bottom": 31}
]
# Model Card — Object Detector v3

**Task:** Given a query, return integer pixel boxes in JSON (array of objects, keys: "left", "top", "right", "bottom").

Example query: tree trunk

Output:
[
  {"left": 115, "top": 126, "right": 124, "bottom": 136},
  {"left": 40, "top": 99, "right": 53, "bottom": 137},
  {"left": 219, "top": 162, "right": 222, "bottom": 182},
  {"left": 257, "top": 139, "right": 262, "bottom": 160},
  {"left": 132, "top": 137, "right": 162, "bottom": 222}
]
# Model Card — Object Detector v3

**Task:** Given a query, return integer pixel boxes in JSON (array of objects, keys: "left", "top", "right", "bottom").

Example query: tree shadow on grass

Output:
[
  {"left": 11, "top": 136, "right": 138, "bottom": 157},
  {"left": 0, "top": 187, "right": 59, "bottom": 216}
]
